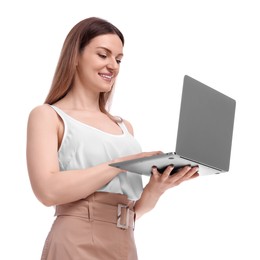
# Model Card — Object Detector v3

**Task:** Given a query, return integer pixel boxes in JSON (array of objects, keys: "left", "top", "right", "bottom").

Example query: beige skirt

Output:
[{"left": 41, "top": 192, "right": 138, "bottom": 260}]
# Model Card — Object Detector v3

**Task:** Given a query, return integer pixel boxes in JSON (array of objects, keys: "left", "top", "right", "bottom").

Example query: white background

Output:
[{"left": 1, "top": 0, "right": 259, "bottom": 259}]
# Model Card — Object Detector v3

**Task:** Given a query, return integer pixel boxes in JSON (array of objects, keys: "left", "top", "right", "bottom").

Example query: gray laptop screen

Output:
[{"left": 175, "top": 75, "right": 236, "bottom": 171}]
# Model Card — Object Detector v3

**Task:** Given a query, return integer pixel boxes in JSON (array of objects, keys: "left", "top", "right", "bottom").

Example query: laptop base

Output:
[{"left": 109, "top": 152, "right": 223, "bottom": 176}]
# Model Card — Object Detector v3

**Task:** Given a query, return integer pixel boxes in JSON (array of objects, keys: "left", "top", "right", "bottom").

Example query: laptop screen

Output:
[{"left": 175, "top": 75, "right": 236, "bottom": 171}]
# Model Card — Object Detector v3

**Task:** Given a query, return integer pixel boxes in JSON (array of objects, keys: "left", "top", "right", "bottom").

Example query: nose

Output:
[{"left": 107, "top": 57, "right": 119, "bottom": 71}]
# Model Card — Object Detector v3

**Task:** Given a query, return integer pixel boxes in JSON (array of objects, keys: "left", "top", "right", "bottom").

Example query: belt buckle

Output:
[{"left": 117, "top": 204, "right": 129, "bottom": 229}]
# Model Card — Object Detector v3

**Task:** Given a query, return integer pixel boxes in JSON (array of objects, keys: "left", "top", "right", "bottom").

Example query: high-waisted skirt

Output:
[{"left": 41, "top": 192, "right": 138, "bottom": 260}]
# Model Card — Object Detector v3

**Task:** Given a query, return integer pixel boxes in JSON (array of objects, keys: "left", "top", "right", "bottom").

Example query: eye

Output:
[
  {"left": 116, "top": 59, "right": 122, "bottom": 64},
  {"left": 98, "top": 53, "right": 107, "bottom": 59}
]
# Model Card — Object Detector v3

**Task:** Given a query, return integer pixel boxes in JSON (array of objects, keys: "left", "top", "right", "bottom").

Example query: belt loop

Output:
[
  {"left": 54, "top": 206, "right": 59, "bottom": 217},
  {"left": 87, "top": 195, "right": 94, "bottom": 222},
  {"left": 133, "top": 212, "right": 136, "bottom": 231}
]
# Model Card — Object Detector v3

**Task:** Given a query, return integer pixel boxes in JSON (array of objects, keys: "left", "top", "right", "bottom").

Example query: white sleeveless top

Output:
[{"left": 50, "top": 105, "right": 143, "bottom": 201}]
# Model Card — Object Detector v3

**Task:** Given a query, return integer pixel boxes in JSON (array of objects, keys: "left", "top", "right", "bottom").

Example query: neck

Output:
[{"left": 64, "top": 86, "right": 101, "bottom": 111}]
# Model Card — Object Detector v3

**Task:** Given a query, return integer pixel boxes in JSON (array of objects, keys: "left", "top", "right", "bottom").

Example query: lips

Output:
[{"left": 98, "top": 73, "right": 114, "bottom": 80}]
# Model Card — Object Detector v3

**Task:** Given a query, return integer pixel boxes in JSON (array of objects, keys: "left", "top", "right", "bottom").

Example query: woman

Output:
[{"left": 26, "top": 17, "right": 199, "bottom": 260}]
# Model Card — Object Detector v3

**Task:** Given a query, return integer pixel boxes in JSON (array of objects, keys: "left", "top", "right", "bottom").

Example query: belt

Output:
[{"left": 55, "top": 192, "right": 136, "bottom": 230}]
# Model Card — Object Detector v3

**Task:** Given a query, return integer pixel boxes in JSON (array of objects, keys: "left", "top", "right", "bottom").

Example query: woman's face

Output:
[{"left": 75, "top": 34, "right": 123, "bottom": 94}]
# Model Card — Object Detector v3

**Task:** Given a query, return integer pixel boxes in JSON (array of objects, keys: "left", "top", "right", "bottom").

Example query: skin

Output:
[{"left": 26, "top": 33, "right": 199, "bottom": 220}]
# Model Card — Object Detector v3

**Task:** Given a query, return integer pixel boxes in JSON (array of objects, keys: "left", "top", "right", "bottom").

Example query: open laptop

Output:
[{"left": 110, "top": 75, "right": 236, "bottom": 176}]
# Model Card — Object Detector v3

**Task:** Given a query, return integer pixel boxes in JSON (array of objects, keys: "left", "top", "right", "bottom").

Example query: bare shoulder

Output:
[
  {"left": 29, "top": 103, "right": 53, "bottom": 116},
  {"left": 27, "top": 104, "right": 58, "bottom": 127},
  {"left": 122, "top": 118, "right": 135, "bottom": 136}
]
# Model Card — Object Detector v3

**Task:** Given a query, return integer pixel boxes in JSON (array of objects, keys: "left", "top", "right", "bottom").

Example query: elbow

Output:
[
  {"left": 34, "top": 190, "right": 57, "bottom": 207},
  {"left": 30, "top": 179, "right": 59, "bottom": 207},
  {"left": 39, "top": 197, "right": 56, "bottom": 207}
]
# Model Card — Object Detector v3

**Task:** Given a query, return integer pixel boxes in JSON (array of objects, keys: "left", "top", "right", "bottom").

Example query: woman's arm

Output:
[
  {"left": 26, "top": 105, "right": 121, "bottom": 206},
  {"left": 134, "top": 165, "right": 199, "bottom": 219},
  {"left": 26, "top": 105, "right": 160, "bottom": 207}
]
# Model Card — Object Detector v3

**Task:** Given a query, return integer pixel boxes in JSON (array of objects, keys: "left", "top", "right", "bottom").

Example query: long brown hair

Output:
[{"left": 44, "top": 17, "right": 124, "bottom": 121}]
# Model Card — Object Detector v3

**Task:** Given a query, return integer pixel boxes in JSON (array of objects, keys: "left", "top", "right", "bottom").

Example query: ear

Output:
[{"left": 74, "top": 55, "right": 79, "bottom": 67}]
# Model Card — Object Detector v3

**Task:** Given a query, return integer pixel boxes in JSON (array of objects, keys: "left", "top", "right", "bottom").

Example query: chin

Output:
[{"left": 101, "top": 83, "right": 114, "bottom": 93}]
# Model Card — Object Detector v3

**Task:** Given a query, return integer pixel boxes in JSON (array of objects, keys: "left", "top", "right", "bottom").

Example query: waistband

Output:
[{"left": 55, "top": 192, "right": 136, "bottom": 230}]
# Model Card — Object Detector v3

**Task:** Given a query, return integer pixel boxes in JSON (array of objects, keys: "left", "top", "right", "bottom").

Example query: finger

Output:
[
  {"left": 179, "top": 166, "right": 199, "bottom": 182},
  {"left": 151, "top": 166, "right": 160, "bottom": 176},
  {"left": 177, "top": 166, "right": 192, "bottom": 176},
  {"left": 186, "top": 166, "right": 199, "bottom": 177},
  {"left": 185, "top": 167, "right": 199, "bottom": 179},
  {"left": 151, "top": 165, "right": 162, "bottom": 179},
  {"left": 189, "top": 172, "right": 199, "bottom": 179},
  {"left": 148, "top": 151, "right": 163, "bottom": 156},
  {"left": 169, "top": 166, "right": 192, "bottom": 181},
  {"left": 161, "top": 164, "right": 174, "bottom": 179},
  {"left": 138, "top": 151, "right": 162, "bottom": 159},
  {"left": 168, "top": 166, "right": 199, "bottom": 187}
]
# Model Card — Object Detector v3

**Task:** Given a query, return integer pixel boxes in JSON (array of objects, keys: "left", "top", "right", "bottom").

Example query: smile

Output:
[{"left": 98, "top": 73, "right": 114, "bottom": 80}]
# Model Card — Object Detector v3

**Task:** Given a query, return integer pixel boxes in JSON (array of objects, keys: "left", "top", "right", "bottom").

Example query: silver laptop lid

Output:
[{"left": 175, "top": 75, "right": 236, "bottom": 171}]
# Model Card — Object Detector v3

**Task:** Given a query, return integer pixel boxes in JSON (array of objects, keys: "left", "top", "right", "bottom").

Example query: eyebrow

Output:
[{"left": 97, "top": 47, "right": 123, "bottom": 57}]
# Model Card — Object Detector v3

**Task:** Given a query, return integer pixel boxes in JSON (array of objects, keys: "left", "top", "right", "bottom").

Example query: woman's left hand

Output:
[
  {"left": 147, "top": 165, "right": 199, "bottom": 196},
  {"left": 135, "top": 165, "right": 199, "bottom": 219}
]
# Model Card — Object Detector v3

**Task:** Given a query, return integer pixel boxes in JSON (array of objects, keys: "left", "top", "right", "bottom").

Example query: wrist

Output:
[
  {"left": 144, "top": 183, "right": 164, "bottom": 199},
  {"left": 107, "top": 160, "right": 126, "bottom": 175}
]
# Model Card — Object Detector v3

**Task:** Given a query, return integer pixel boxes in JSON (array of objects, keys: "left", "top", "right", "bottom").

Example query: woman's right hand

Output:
[{"left": 111, "top": 151, "right": 163, "bottom": 165}]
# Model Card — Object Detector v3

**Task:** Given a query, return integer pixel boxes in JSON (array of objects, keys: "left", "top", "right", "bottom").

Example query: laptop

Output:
[{"left": 110, "top": 75, "right": 236, "bottom": 176}]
